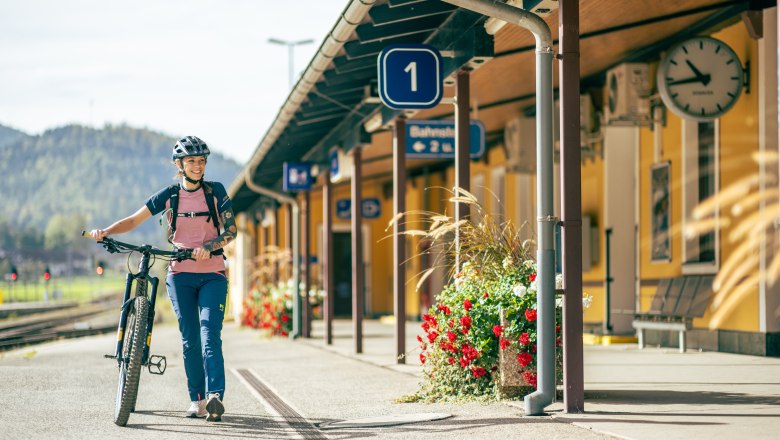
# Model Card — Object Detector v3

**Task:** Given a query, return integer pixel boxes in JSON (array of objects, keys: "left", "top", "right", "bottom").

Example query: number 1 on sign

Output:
[{"left": 404, "top": 61, "right": 417, "bottom": 92}]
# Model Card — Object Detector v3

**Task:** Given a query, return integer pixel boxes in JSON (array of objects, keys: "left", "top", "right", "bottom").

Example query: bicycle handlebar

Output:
[{"left": 81, "top": 231, "right": 194, "bottom": 262}]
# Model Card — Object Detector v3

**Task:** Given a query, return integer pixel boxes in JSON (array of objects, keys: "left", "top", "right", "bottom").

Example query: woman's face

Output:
[{"left": 180, "top": 155, "right": 207, "bottom": 179}]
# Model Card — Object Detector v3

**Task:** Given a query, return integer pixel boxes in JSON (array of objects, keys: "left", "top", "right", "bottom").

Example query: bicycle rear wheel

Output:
[{"left": 114, "top": 294, "right": 149, "bottom": 426}]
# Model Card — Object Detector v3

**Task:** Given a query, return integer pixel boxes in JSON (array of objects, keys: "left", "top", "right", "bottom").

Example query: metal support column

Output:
[
  {"left": 286, "top": 204, "right": 293, "bottom": 282},
  {"left": 455, "top": 69, "right": 471, "bottom": 268},
  {"left": 302, "top": 191, "right": 311, "bottom": 338},
  {"left": 273, "top": 207, "right": 279, "bottom": 284},
  {"left": 323, "top": 169, "right": 334, "bottom": 345},
  {"left": 559, "top": 0, "right": 585, "bottom": 413},
  {"left": 393, "top": 118, "right": 407, "bottom": 363},
  {"left": 351, "top": 146, "right": 364, "bottom": 354}
]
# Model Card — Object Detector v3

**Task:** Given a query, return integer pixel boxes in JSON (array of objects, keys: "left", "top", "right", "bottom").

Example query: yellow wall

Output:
[{"left": 636, "top": 22, "right": 760, "bottom": 332}]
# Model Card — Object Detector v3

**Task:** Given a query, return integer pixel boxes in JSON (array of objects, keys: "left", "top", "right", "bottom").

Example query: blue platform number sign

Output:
[
  {"left": 334, "top": 198, "right": 382, "bottom": 220},
  {"left": 406, "top": 120, "right": 486, "bottom": 159},
  {"left": 378, "top": 44, "right": 443, "bottom": 109},
  {"left": 283, "top": 162, "right": 312, "bottom": 192}
]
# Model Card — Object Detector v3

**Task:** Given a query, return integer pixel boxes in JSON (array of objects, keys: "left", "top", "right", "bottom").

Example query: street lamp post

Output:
[{"left": 268, "top": 38, "right": 315, "bottom": 90}]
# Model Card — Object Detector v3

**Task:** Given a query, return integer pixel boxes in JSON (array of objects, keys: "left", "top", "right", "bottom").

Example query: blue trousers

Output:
[{"left": 166, "top": 272, "right": 227, "bottom": 402}]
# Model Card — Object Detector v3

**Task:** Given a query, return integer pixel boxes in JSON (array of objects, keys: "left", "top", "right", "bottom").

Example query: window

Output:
[{"left": 682, "top": 120, "right": 719, "bottom": 273}]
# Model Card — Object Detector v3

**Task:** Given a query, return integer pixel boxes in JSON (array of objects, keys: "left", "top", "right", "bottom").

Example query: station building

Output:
[{"left": 227, "top": 0, "right": 780, "bottom": 356}]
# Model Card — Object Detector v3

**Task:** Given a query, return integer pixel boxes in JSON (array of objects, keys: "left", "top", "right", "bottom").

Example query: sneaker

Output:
[
  {"left": 186, "top": 400, "right": 207, "bottom": 418},
  {"left": 205, "top": 393, "right": 224, "bottom": 422}
]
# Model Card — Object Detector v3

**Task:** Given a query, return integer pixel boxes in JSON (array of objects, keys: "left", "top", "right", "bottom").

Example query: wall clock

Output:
[{"left": 657, "top": 36, "right": 743, "bottom": 121}]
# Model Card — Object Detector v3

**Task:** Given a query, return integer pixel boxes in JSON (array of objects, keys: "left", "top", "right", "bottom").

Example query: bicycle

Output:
[{"left": 82, "top": 231, "right": 192, "bottom": 426}]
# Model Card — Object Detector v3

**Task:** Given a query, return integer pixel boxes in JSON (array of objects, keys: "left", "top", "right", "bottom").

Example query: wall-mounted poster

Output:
[{"left": 651, "top": 162, "right": 671, "bottom": 262}]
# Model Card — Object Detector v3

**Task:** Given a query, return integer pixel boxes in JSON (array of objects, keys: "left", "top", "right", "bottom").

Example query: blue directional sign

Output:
[
  {"left": 335, "top": 198, "right": 382, "bottom": 220},
  {"left": 378, "top": 44, "right": 443, "bottom": 109},
  {"left": 283, "top": 162, "right": 312, "bottom": 192},
  {"left": 336, "top": 199, "right": 351, "bottom": 220},
  {"left": 329, "top": 147, "right": 340, "bottom": 178},
  {"left": 405, "top": 120, "right": 486, "bottom": 159},
  {"left": 362, "top": 198, "right": 381, "bottom": 219}
]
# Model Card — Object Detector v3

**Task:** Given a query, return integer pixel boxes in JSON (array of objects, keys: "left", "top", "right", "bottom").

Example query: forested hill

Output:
[{"left": 0, "top": 123, "right": 241, "bottom": 248}]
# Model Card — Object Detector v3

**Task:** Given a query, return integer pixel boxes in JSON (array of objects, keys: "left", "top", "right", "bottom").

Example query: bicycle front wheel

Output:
[{"left": 114, "top": 295, "right": 149, "bottom": 426}]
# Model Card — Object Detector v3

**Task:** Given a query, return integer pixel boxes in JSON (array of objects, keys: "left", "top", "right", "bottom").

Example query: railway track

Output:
[{"left": 0, "top": 297, "right": 119, "bottom": 351}]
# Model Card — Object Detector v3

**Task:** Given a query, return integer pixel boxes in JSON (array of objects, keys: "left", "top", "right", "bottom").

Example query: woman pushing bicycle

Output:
[{"left": 89, "top": 136, "right": 237, "bottom": 422}]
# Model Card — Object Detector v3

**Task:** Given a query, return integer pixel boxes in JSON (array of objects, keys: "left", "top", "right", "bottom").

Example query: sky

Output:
[{"left": 0, "top": 0, "right": 349, "bottom": 164}]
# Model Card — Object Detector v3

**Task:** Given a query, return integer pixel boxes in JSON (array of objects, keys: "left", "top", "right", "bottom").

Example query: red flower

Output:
[
  {"left": 499, "top": 337, "right": 511, "bottom": 350},
  {"left": 517, "top": 351, "right": 533, "bottom": 367},
  {"left": 281, "top": 315, "right": 289, "bottom": 323},
  {"left": 523, "top": 371, "right": 538, "bottom": 388},
  {"left": 437, "top": 304, "right": 452, "bottom": 315},
  {"left": 460, "top": 315, "right": 472, "bottom": 334},
  {"left": 280, "top": 331, "right": 288, "bottom": 336},
  {"left": 492, "top": 325, "right": 503, "bottom": 338},
  {"left": 529, "top": 273, "right": 537, "bottom": 282},
  {"left": 471, "top": 366, "right": 487, "bottom": 378},
  {"left": 448, "top": 319, "right": 455, "bottom": 328},
  {"left": 447, "top": 356, "right": 456, "bottom": 365},
  {"left": 463, "top": 299, "right": 473, "bottom": 311},
  {"left": 556, "top": 337, "right": 562, "bottom": 346},
  {"left": 518, "top": 332, "right": 531, "bottom": 346},
  {"left": 420, "top": 353, "right": 426, "bottom": 364},
  {"left": 459, "top": 357, "right": 469, "bottom": 368},
  {"left": 483, "top": 291, "right": 489, "bottom": 299},
  {"left": 416, "top": 335, "right": 423, "bottom": 343},
  {"left": 525, "top": 309, "right": 537, "bottom": 322},
  {"left": 427, "top": 331, "right": 438, "bottom": 343},
  {"left": 446, "top": 331, "right": 457, "bottom": 342}
]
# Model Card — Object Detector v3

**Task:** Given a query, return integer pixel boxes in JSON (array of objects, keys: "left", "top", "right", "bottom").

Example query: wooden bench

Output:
[{"left": 632, "top": 275, "right": 714, "bottom": 353}]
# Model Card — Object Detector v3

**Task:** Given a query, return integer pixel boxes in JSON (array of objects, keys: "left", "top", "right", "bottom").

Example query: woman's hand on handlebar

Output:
[
  {"left": 88, "top": 229, "right": 110, "bottom": 242},
  {"left": 191, "top": 247, "right": 211, "bottom": 261}
]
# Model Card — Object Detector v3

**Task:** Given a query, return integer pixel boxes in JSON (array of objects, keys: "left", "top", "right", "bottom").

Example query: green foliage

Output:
[{"left": 0, "top": 123, "right": 240, "bottom": 248}]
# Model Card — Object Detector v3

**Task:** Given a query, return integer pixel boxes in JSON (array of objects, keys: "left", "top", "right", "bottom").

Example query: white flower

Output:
[
  {"left": 555, "top": 297, "right": 563, "bottom": 308},
  {"left": 502, "top": 256, "right": 513, "bottom": 270},
  {"left": 461, "top": 261, "right": 472, "bottom": 271},
  {"left": 582, "top": 293, "right": 593, "bottom": 309},
  {"left": 513, "top": 284, "right": 527, "bottom": 297},
  {"left": 524, "top": 260, "right": 535, "bottom": 269},
  {"left": 529, "top": 280, "right": 537, "bottom": 292},
  {"left": 555, "top": 274, "right": 563, "bottom": 290}
]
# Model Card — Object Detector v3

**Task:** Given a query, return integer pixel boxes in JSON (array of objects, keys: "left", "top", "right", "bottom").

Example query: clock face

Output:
[{"left": 657, "top": 36, "right": 743, "bottom": 121}]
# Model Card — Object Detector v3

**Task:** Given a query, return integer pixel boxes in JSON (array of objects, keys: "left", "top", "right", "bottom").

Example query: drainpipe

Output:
[
  {"left": 244, "top": 168, "right": 302, "bottom": 339},
  {"left": 441, "top": 0, "right": 555, "bottom": 416}
]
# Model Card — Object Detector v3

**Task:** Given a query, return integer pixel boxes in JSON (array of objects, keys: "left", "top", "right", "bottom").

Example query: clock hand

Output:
[
  {"left": 668, "top": 74, "right": 712, "bottom": 86},
  {"left": 685, "top": 59, "right": 705, "bottom": 79}
]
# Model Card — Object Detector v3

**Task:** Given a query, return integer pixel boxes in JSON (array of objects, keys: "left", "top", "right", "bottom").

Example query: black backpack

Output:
[{"left": 167, "top": 182, "right": 223, "bottom": 255}]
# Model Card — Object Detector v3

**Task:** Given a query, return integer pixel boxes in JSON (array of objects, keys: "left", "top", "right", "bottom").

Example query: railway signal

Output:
[
  {"left": 43, "top": 267, "right": 51, "bottom": 281},
  {"left": 10, "top": 266, "right": 18, "bottom": 282}
]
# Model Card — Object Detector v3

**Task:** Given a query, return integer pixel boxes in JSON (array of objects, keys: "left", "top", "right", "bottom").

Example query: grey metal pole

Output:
[
  {"left": 559, "top": 0, "right": 585, "bottom": 413},
  {"left": 394, "top": 118, "right": 407, "bottom": 363},
  {"left": 455, "top": 69, "right": 471, "bottom": 270},
  {"left": 440, "top": 0, "right": 555, "bottom": 416},
  {"left": 323, "top": 169, "right": 334, "bottom": 345},
  {"left": 292, "top": 196, "right": 302, "bottom": 339},
  {"left": 302, "top": 191, "right": 311, "bottom": 338},
  {"left": 352, "top": 146, "right": 364, "bottom": 354}
]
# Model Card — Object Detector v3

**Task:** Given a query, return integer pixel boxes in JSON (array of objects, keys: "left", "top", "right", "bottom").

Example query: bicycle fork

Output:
[{"left": 106, "top": 273, "right": 166, "bottom": 375}]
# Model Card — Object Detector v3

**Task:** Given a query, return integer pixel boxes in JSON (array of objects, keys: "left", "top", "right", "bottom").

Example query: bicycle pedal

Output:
[
  {"left": 147, "top": 354, "right": 167, "bottom": 375},
  {"left": 104, "top": 354, "right": 117, "bottom": 359}
]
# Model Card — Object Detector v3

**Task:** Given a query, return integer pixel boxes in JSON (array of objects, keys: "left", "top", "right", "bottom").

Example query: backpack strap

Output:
[
  {"left": 202, "top": 181, "right": 222, "bottom": 235},
  {"left": 168, "top": 184, "right": 180, "bottom": 243}
]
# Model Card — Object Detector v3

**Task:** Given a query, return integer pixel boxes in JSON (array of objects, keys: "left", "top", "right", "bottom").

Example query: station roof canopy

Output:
[{"left": 230, "top": 0, "right": 766, "bottom": 214}]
